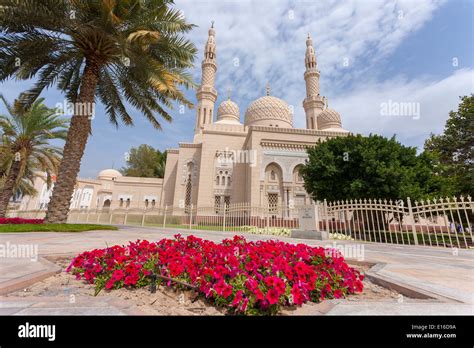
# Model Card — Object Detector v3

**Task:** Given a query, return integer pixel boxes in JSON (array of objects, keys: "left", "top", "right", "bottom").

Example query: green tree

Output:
[
  {"left": 0, "top": 0, "right": 197, "bottom": 222},
  {"left": 424, "top": 95, "right": 474, "bottom": 196},
  {"left": 0, "top": 96, "right": 68, "bottom": 217},
  {"left": 300, "top": 134, "right": 453, "bottom": 202},
  {"left": 121, "top": 144, "right": 167, "bottom": 178}
]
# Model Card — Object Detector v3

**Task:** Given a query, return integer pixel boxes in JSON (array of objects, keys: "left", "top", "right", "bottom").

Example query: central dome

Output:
[{"left": 244, "top": 96, "right": 292, "bottom": 128}]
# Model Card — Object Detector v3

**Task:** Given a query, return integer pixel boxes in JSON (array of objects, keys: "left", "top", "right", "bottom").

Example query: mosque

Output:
[
  {"left": 160, "top": 25, "right": 349, "bottom": 211},
  {"left": 17, "top": 25, "right": 349, "bottom": 212}
]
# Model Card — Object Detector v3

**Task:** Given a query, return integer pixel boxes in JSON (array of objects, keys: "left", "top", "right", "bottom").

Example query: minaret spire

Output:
[
  {"left": 302, "top": 32, "right": 324, "bottom": 130},
  {"left": 194, "top": 23, "right": 218, "bottom": 137}
]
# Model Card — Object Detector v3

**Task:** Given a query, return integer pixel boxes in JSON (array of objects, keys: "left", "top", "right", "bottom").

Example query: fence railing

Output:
[
  {"left": 8, "top": 196, "right": 473, "bottom": 248},
  {"left": 322, "top": 196, "right": 473, "bottom": 249}
]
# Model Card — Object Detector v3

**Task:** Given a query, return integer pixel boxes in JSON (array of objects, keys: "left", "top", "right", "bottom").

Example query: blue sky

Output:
[{"left": 0, "top": 0, "right": 473, "bottom": 178}]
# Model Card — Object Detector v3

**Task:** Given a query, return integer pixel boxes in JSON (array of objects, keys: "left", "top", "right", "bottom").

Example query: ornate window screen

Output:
[
  {"left": 214, "top": 195, "right": 221, "bottom": 213},
  {"left": 268, "top": 193, "right": 278, "bottom": 211},
  {"left": 224, "top": 195, "right": 231, "bottom": 208},
  {"left": 185, "top": 174, "right": 192, "bottom": 208}
]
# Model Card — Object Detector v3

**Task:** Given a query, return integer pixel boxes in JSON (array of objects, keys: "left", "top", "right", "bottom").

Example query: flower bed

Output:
[
  {"left": 68, "top": 235, "right": 364, "bottom": 315},
  {"left": 240, "top": 226, "right": 291, "bottom": 236},
  {"left": 0, "top": 217, "right": 44, "bottom": 224},
  {"left": 330, "top": 232, "right": 355, "bottom": 241}
]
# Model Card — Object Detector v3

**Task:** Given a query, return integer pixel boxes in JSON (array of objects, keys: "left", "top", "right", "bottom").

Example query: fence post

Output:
[
  {"left": 323, "top": 199, "right": 328, "bottom": 232},
  {"left": 407, "top": 197, "right": 418, "bottom": 245},
  {"left": 189, "top": 204, "right": 193, "bottom": 230},
  {"left": 163, "top": 205, "right": 167, "bottom": 228},
  {"left": 141, "top": 209, "right": 146, "bottom": 227},
  {"left": 314, "top": 202, "right": 320, "bottom": 231},
  {"left": 223, "top": 203, "right": 227, "bottom": 232},
  {"left": 265, "top": 203, "right": 269, "bottom": 231}
]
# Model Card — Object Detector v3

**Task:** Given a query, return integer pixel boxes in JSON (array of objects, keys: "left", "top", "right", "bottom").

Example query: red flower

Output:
[
  {"left": 105, "top": 279, "right": 115, "bottom": 290},
  {"left": 112, "top": 269, "right": 124, "bottom": 281},
  {"left": 266, "top": 288, "right": 280, "bottom": 305}
]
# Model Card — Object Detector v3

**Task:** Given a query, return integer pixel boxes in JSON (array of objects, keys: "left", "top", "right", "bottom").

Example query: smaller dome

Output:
[
  {"left": 98, "top": 169, "right": 122, "bottom": 180},
  {"left": 216, "top": 98, "right": 240, "bottom": 124},
  {"left": 318, "top": 108, "right": 342, "bottom": 130}
]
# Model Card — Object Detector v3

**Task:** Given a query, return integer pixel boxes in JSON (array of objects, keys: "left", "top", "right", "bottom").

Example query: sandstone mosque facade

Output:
[{"left": 17, "top": 26, "right": 349, "bottom": 212}]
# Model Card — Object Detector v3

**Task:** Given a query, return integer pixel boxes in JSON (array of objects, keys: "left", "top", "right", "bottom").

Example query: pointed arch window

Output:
[{"left": 185, "top": 174, "right": 192, "bottom": 208}]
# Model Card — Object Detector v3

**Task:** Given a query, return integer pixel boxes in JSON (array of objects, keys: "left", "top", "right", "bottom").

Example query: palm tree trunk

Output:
[
  {"left": 45, "top": 61, "right": 100, "bottom": 223},
  {"left": 0, "top": 160, "right": 21, "bottom": 217}
]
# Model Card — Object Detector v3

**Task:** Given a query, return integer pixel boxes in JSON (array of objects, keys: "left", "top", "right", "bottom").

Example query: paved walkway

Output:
[{"left": 0, "top": 225, "right": 473, "bottom": 315}]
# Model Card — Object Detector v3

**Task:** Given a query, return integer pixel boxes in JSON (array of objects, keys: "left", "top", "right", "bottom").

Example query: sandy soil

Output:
[{"left": 6, "top": 257, "right": 402, "bottom": 315}]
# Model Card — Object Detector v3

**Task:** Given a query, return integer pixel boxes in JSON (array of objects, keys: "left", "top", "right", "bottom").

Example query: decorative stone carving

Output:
[
  {"left": 260, "top": 152, "right": 307, "bottom": 182},
  {"left": 245, "top": 96, "right": 292, "bottom": 127},
  {"left": 318, "top": 108, "right": 342, "bottom": 129},
  {"left": 182, "top": 159, "right": 198, "bottom": 185}
]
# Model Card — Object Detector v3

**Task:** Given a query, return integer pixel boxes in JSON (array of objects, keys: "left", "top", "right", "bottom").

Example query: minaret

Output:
[
  {"left": 302, "top": 33, "right": 325, "bottom": 130},
  {"left": 195, "top": 23, "right": 218, "bottom": 135}
]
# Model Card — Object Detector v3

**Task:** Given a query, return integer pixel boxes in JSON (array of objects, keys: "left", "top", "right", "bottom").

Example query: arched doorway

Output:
[{"left": 264, "top": 163, "right": 284, "bottom": 215}]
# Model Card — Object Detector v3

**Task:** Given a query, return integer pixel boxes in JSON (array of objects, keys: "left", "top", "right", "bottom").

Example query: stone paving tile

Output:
[
  {"left": 0, "top": 299, "right": 36, "bottom": 308},
  {"left": 29, "top": 300, "right": 112, "bottom": 308},
  {"left": 15, "top": 306, "right": 126, "bottom": 315},
  {"left": 378, "top": 268, "right": 474, "bottom": 304},
  {"left": 0, "top": 307, "right": 24, "bottom": 315}
]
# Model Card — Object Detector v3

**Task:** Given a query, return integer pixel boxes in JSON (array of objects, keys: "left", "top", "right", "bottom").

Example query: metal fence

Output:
[
  {"left": 322, "top": 196, "right": 473, "bottom": 249},
  {"left": 8, "top": 196, "right": 473, "bottom": 248},
  {"left": 66, "top": 203, "right": 305, "bottom": 232}
]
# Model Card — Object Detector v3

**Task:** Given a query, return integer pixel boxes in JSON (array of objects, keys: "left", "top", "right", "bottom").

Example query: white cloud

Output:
[
  {"left": 175, "top": 0, "right": 447, "bottom": 125},
  {"left": 332, "top": 68, "right": 474, "bottom": 149}
]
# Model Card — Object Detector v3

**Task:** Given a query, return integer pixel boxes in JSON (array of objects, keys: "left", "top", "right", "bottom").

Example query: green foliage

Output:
[
  {"left": 120, "top": 144, "right": 167, "bottom": 178},
  {"left": 301, "top": 134, "right": 454, "bottom": 201},
  {"left": 0, "top": 95, "right": 68, "bottom": 195},
  {"left": 0, "top": 223, "right": 117, "bottom": 233},
  {"left": 424, "top": 95, "right": 474, "bottom": 196},
  {"left": 0, "top": 0, "right": 197, "bottom": 128}
]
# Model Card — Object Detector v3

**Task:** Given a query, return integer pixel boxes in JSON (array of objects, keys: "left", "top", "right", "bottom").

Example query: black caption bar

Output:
[{"left": 0, "top": 315, "right": 472, "bottom": 346}]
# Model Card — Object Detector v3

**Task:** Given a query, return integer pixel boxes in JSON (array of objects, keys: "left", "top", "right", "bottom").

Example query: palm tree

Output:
[
  {"left": 1, "top": 139, "right": 40, "bottom": 200},
  {"left": 0, "top": 96, "right": 68, "bottom": 217},
  {"left": 0, "top": 0, "right": 197, "bottom": 222}
]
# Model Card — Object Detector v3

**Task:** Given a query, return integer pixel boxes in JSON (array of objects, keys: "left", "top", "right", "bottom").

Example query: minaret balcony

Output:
[
  {"left": 196, "top": 86, "right": 218, "bottom": 100},
  {"left": 202, "top": 59, "right": 217, "bottom": 68},
  {"left": 304, "top": 68, "right": 320, "bottom": 78},
  {"left": 303, "top": 96, "right": 324, "bottom": 109}
]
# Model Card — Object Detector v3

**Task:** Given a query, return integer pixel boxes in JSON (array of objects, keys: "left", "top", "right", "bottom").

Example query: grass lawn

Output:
[{"left": 0, "top": 223, "right": 118, "bottom": 233}]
